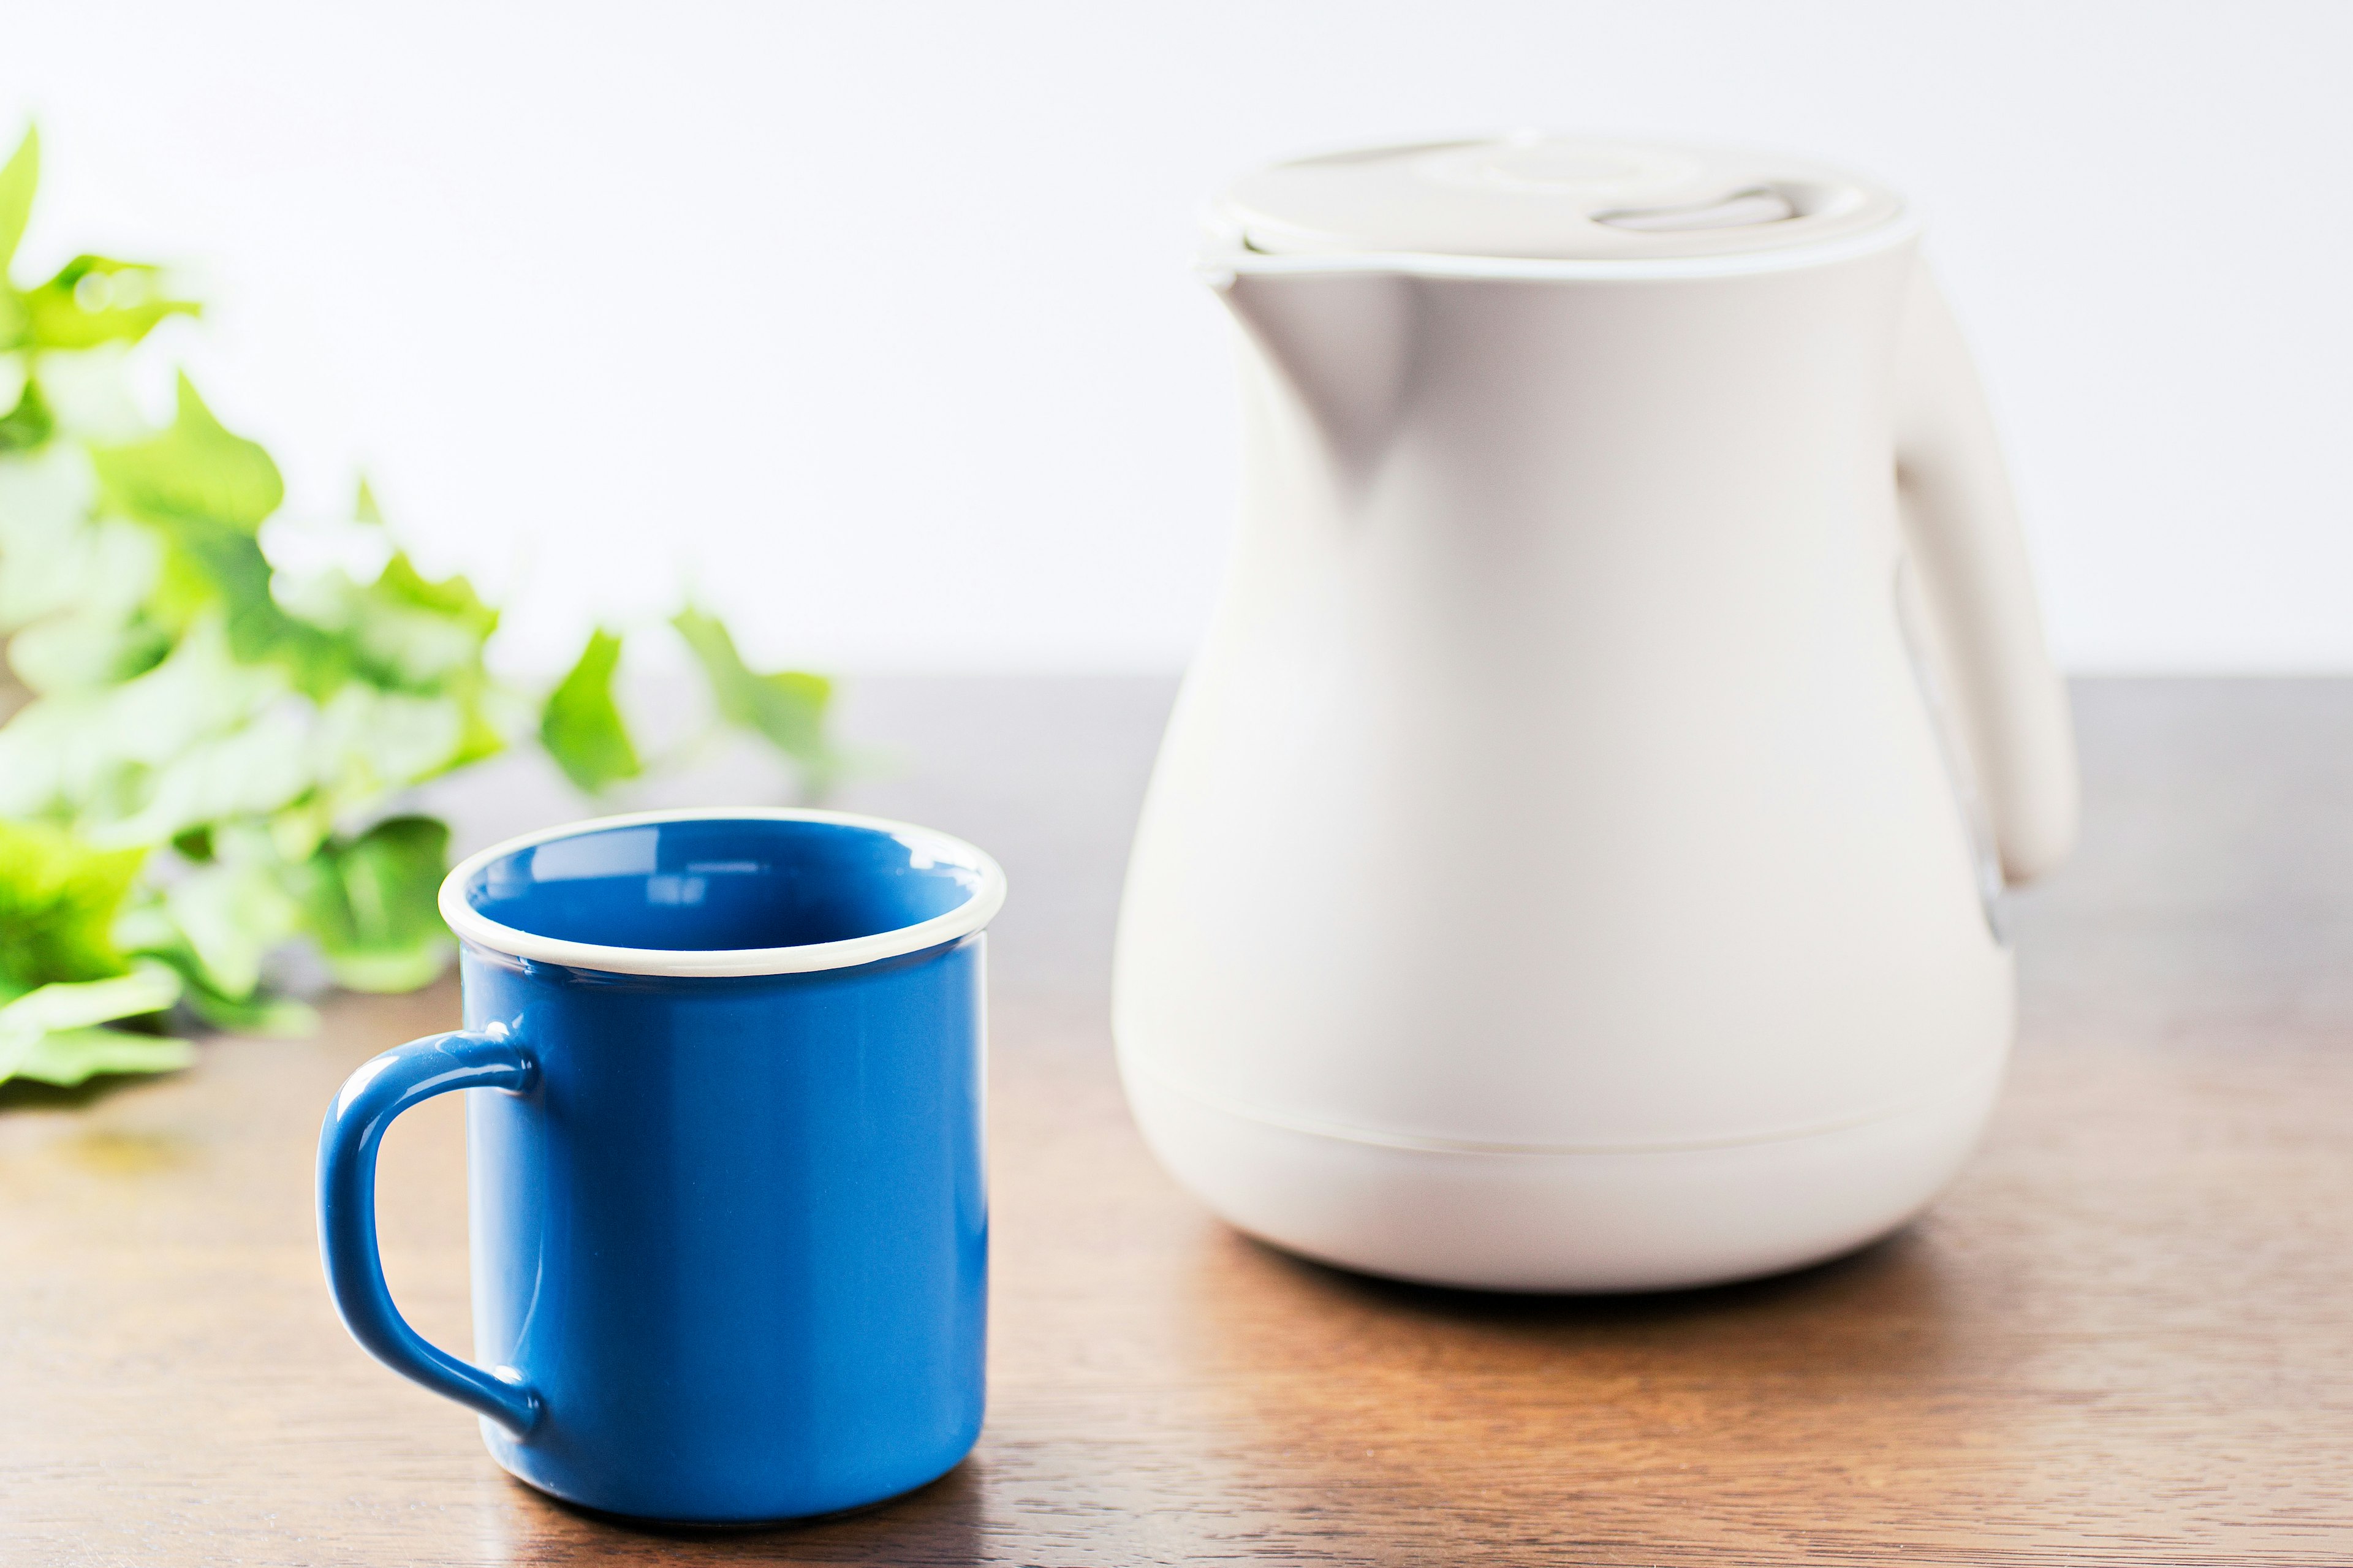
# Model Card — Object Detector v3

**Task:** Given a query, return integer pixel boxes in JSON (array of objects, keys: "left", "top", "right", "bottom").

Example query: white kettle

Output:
[{"left": 1113, "top": 135, "right": 2077, "bottom": 1292}]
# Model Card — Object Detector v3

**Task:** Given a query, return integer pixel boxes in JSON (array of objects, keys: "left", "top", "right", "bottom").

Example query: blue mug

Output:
[{"left": 316, "top": 809, "right": 1005, "bottom": 1524}]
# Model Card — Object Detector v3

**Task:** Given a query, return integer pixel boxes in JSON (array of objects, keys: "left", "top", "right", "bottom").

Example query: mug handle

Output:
[{"left": 316, "top": 1028, "right": 542, "bottom": 1436}]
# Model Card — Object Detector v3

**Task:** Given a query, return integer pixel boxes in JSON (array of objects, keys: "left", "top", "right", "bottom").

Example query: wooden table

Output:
[{"left": 4, "top": 678, "right": 2351, "bottom": 1565}]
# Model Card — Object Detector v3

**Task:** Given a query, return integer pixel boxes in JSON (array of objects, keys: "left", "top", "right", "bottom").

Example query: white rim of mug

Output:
[
  {"left": 438, "top": 807, "right": 1008, "bottom": 978},
  {"left": 1198, "top": 203, "right": 1924, "bottom": 284}
]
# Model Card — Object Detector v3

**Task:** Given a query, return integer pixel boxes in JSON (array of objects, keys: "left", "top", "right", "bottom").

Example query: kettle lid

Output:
[{"left": 1215, "top": 135, "right": 1908, "bottom": 264}]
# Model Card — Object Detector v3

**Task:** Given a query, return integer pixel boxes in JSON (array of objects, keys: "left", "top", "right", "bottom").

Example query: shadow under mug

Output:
[{"left": 316, "top": 809, "right": 1007, "bottom": 1524}]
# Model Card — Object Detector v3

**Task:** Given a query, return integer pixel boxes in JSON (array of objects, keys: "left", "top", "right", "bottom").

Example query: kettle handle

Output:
[{"left": 1892, "top": 265, "right": 2079, "bottom": 884}]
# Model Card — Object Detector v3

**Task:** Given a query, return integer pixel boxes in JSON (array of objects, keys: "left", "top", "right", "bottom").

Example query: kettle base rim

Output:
[{"left": 1120, "top": 1053, "right": 2005, "bottom": 1295}]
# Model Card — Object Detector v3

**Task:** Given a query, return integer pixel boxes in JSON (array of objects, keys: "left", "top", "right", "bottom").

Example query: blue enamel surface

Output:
[
  {"left": 316, "top": 1030, "right": 540, "bottom": 1435},
  {"left": 318, "top": 816, "right": 990, "bottom": 1524}
]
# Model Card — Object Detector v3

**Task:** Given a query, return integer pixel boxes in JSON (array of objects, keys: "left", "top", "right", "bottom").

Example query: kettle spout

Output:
[{"left": 1216, "top": 270, "right": 1414, "bottom": 472}]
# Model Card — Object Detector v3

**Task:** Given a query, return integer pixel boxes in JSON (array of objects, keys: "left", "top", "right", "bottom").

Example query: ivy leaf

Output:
[
  {"left": 176, "top": 980, "right": 318, "bottom": 1038},
  {"left": 263, "top": 490, "right": 497, "bottom": 699},
  {"left": 113, "top": 885, "right": 319, "bottom": 1037},
  {"left": 159, "top": 855, "right": 300, "bottom": 1001},
  {"left": 0, "top": 963, "right": 187, "bottom": 1087},
  {"left": 79, "top": 684, "right": 316, "bottom": 850},
  {"left": 0, "top": 961, "right": 179, "bottom": 1029},
  {"left": 309, "top": 686, "right": 471, "bottom": 810},
  {"left": 0, "top": 373, "right": 53, "bottom": 452},
  {"left": 445, "top": 688, "right": 508, "bottom": 775},
  {"left": 8, "top": 1026, "right": 195, "bottom": 1087},
  {"left": 342, "top": 551, "right": 500, "bottom": 693},
  {"left": 150, "top": 512, "right": 359, "bottom": 697},
  {"left": 0, "top": 124, "right": 35, "bottom": 282},
  {"left": 303, "top": 815, "right": 453, "bottom": 993},
  {"left": 540, "top": 627, "right": 640, "bottom": 794},
  {"left": 0, "top": 134, "right": 844, "bottom": 1089},
  {"left": 373, "top": 551, "right": 497, "bottom": 644},
  {"left": 0, "top": 615, "right": 290, "bottom": 832},
  {"left": 92, "top": 374, "right": 281, "bottom": 530},
  {"left": 0, "top": 819, "right": 145, "bottom": 994},
  {"left": 673, "top": 607, "right": 833, "bottom": 776},
  {"left": 21, "top": 255, "right": 200, "bottom": 351}
]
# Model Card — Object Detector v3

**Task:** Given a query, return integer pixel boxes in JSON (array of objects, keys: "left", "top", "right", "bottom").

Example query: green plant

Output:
[{"left": 0, "top": 126, "right": 832, "bottom": 1089}]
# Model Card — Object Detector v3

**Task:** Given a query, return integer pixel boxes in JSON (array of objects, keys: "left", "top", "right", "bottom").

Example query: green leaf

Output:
[
  {"left": 373, "top": 551, "right": 497, "bottom": 640},
  {"left": 21, "top": 255, "right": 200, "bottom": 351},
  {"left": 8, "top": 1026, "right": 195, "bottom": 1087},
  {"left": 302, "top": 815, "right": 453, "bottom": 993},
  {"left": 539, "top": 627, "right": 640, "bottom": 793},
  {"left": 445, "top": 689, "right": 507, "bottom": 774},
  {"left": 308, "top": 686, "right": 470, "bottom": 811},
  {"left": 0, "top": 616, "right": 293, "bottom": 833},
  {"left": 78, "top": 690, "right": 316, "bottom": 850},
  {"left": 146, "top": 510, "right": 362, "bottom": 697},
  {"left": 261, "top": 510, "right": 498, "bottom": 699},
  {"left": 161, "top": 856, "right": 300, "bottom": 1001},
  {"left": 672, "top": 607, "right": 834, "bottom": 773},
  {"left": 344, "top": 551, "right": 499, "bottom": 690},
  {"left": 0, "top": 124, "right": 35, "bottom": 280},
  {"left": 93, "top": 373, "right": 281, "bottom": 530},
  {"left": 115, "top": 882, "right": 319, "bottom": 1036},
  {"left": 0, "top": 373, "right": 52, "bottom": 452},
  {"left": 178, "top": 985, "right": 317, "bottom": 1038},
  {"left": 6, "top": 601, "right": 171, "bottom": 695},
  {"left": 0, "top": 134, "right": 855, "bottom": 1062},
  {"left": 672, "top": 606, "right": 757, "bottom": 724},
  {"left": 0, "top": 963, "right": 186, "bottom": 1086},
  {"left": 0, "top": 963, "right": 179, "bottom": 1032},
  {"left": 0, "top": 820, "right": 145, "bottom": 993}
]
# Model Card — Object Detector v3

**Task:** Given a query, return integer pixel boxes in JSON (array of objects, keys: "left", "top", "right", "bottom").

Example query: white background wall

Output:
[{"left": 2, "top": 1, "right": 2347, "bottom": 675}]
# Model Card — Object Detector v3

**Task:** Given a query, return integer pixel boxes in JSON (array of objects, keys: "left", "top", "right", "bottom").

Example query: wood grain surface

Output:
[{"left": 2, "top": 677, "right": 2350, "bottom": 1566}]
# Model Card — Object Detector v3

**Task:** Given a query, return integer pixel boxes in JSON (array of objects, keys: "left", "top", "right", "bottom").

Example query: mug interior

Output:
[{"left": 459, "top": 816, "right": 987, "bottom": 953}]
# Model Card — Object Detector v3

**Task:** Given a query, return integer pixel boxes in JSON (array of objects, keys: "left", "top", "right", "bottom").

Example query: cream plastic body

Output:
[{"left": 1113, "top": 216, "right": 2075, "bottom": 1292}]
